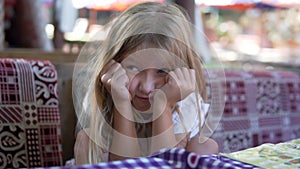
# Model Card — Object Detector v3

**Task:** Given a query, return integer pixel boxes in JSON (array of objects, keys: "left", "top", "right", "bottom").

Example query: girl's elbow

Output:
[
  {"left": 208, "top": 138, "right": 219, "bottom": 154},
  {"left": 187, "top": 137, "right": 219, "bottom": 155}
]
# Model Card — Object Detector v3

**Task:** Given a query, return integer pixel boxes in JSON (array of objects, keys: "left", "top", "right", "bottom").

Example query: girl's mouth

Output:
[
  {"left": 132, "top": 95, "right": 151, "bottom": 112},
  {"left": 136, "top": 95, "right": 149, "bottom": 102}
]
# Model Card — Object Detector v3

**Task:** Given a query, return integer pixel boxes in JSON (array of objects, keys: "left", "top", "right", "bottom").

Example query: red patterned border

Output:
[{"left": 0, "top": 58, "right": 62, "bottom": 168}]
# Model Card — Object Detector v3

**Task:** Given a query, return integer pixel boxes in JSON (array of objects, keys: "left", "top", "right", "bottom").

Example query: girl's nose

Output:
[{"left": 139, "top": 72, "right": 157, "bottom": 94}]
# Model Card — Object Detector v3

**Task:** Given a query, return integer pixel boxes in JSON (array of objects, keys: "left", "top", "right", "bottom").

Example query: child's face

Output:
[{"left": 121, "top": 48, "right": 185, "bottom": 111}]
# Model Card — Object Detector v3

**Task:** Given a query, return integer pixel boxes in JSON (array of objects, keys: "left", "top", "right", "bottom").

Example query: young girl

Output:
[{"left": 72, "top": 1, "right": 219, "bottom": 165}]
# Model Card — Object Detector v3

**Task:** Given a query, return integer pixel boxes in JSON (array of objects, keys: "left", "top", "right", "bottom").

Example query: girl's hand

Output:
[
  {"left": 100, "top": 60, "right": 131, "bottom": 103},
  {"left": 151, "top": 67, "right": 196, "bottom": 113}
]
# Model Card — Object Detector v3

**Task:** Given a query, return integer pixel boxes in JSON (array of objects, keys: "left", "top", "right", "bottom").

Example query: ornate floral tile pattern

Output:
[
  {"left": 0, "top": 58, "right": 62, "bottom": 168},
  {"left": 210, "top": 69, "right": 300, "bottom": 153}
]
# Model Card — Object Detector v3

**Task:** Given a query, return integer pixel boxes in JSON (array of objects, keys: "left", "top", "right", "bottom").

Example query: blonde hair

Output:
[{"left": 78, "top": 1, "right": 207, "bottom": 163}]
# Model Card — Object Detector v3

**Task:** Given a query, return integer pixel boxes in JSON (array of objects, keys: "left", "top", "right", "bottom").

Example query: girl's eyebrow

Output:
[
  {"left": 125, "top": 57, "right": 135, "bottom": 63},
  {"left": 121, "top": 58, "right": 134, "bottom": 65}
]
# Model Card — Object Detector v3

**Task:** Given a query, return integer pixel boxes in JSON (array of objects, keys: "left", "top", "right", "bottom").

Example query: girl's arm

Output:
[
  {"left": 74, "top": 129, "right": 90, "bottom": 165},
  {"left": 150, "top": 67, "right": 196, "bottom": 153},
  {"left": 109, "top": 106, "right": 141, "bottom": 161},
  {"left": 151, "top": 104, "right": 177, "bottom": 153},
  {"left": 102, "top": 60, "right": 140, "bottom": 161}
]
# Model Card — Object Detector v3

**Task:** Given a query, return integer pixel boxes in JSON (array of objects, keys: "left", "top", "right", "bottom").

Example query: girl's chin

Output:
[
  {"left": 132, "top": 102, "right": 151, "bottom": 112},
  {"left": 134, "top": 106, "right": 151, "bottom": 112}
]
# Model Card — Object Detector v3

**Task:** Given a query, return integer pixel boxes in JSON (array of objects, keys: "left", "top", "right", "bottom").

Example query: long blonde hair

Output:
[{"left": 75, "top": 1, "right": 207, "bottom": 164}]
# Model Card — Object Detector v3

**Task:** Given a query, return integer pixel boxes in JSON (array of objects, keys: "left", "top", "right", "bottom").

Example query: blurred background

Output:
[
  {"left": 2, "top": 0, "right": 300, "bottom": 70},
  {"left": 2, "top": 0, "right": 300, "bottom": 163}
]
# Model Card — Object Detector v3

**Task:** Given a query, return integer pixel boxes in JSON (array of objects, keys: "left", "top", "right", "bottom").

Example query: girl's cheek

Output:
[
  {"left": 127, "top": 73, "right": 136, "bottom": 88},
  {"left": 125, "top": 70, "right": 138, "bottom": 81},
  {"left": 128, "top": 75, "right": 138, "bottom": 94},
  {"left": 127, "top": 73, "right": 135, "bottom": 82}
]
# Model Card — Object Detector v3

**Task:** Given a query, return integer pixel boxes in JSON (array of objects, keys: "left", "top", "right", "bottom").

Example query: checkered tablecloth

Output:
[{"left": 39, "top": 148, "right": 261, "bottom": 169}]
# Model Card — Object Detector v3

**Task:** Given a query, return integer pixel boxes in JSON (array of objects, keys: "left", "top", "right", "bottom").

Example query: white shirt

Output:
[
  {"left": 67, "top": 93, "right": 210, "bottom": 165},
  {"left": 172, "top": 93, "right": 210, "bottom": 139}
]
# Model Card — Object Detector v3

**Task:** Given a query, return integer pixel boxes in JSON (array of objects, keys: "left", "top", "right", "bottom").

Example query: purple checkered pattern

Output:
[
  {"left": 38, "top": 157, "right": 171, "bottom": 169},
  {"left": 152, "top": 148, "right": 261, "bottom": 169},
  {"left": 38, "top": 148, "right": 261, "bottom": 169}
]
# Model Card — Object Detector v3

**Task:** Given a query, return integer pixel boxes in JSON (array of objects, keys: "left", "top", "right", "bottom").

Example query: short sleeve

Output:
[{"left": 172, "top": 93, "right": 210, "bottom": 139}]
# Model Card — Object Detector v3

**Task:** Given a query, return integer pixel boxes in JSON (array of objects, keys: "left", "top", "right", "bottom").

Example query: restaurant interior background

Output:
[
  {"left": 2, "top": 0, "right": 300, "bottom": 71},
  {"left": 1, "top": 0, "right": 300, "bottom": 165}
]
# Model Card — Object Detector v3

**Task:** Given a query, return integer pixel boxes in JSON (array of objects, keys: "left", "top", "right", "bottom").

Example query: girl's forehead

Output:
[{"left": 121, "top": 48, "right": 186, "bottom": 69}]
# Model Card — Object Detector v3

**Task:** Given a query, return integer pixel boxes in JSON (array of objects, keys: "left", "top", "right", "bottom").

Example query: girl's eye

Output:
[
  {"left": 126, "top": 65, "right": 139, "bottom": 72},
  {"left": 157, "top": 68, "right": 170, "bottom": 74}
]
